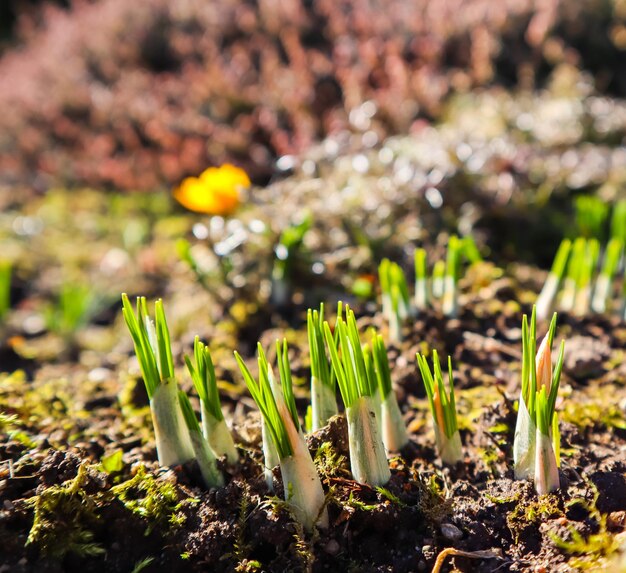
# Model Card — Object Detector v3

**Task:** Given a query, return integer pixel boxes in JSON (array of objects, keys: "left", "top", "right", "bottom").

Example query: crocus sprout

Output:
[
  {"left": 121, "top": 294, "right": 194, "bottom": 467},
  {"left": 184, "top": 336, "right": 239, "bottom": 464},
  {"left": 431, "top": 260, "right": 446, "bottom": 299},
  {"left": 513, "top": 307, "right": 565, "bottom": 492},
  {"left": 307, "top": 304, "right": 337, "bottom": 431},
  {"left": 573, "top": 238, "right": 600, "bottom": 316},
  {"left": 442, "top": 235, "right": 462, "bottom": 318},
  {"left": 178, "top": 391, "right": 224, "bottom": 488},
  {"left": 378, "top": 258, "right": 411, "bottom": 343},
  {"left": 324, "top": 305, "right": 391, "bottom": 486},
  {"left": 414, "top": 247, "right": 428, "bottom": 311},
  {"left": 575, "top": 195, "right": 609, "bottom": 240},
  {"left": 235, "top": 341, "right": 328, "bottom": 531},
  {"left": 0, "top": 261, "right": 12, "bottom": 322},
  {"left": 536, "top": 239, "right": 571, "bottom": 320},
  {"left": 371, "top": 334, "right": 408, "bottom": 453},
  {"left": 416, "top": 350, "right": 462, "bottom": 465},
  {"left": 173, "top": 164, "right": 250, "bottom": 216},
  {"left": 591, "top": 238, "right": 623, "bottom": 314},
  {"left": 560, "top": 237, "right": 585, "bottom": 312},
  {"left": 611, "top": 199, "right": 626, "bottom": 243}
]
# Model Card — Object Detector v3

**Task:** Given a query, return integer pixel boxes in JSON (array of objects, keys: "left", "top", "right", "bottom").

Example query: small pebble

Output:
[{"left": 441, "top": 522, "right": 463, "bottom": 541}]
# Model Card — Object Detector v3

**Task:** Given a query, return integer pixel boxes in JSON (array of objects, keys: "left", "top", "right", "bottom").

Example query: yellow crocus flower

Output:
[{"left": 174, "top": 164, "right": 250, "bottom": 216}]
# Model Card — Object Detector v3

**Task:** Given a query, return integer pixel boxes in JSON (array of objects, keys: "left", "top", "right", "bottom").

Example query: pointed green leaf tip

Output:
[
  {"left": 184, "top": 336, "right": 224, "bottom": 422},
  {"left": 121, "top": 294, "right": 162, "bottom": 399},
  {"left": 416, "top": 350, "right": 458, "bottom": 439},
  {"left": 235, "top": 348, "right": 293, "bottom": 459}
]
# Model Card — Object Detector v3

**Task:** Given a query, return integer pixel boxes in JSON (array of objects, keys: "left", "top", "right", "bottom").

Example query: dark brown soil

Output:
[{"left": 1, "top": 300, "right": 625, "bottom": 573}]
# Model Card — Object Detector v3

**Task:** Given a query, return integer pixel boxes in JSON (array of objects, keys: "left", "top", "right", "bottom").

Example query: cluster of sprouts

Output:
[
  {"left": 378, "top": 236, "right": 481, "bottom": 342},
  {"left": 235, "top": 341, "right": 328, "bottom": 531},
  {"left": 416, "top": 351, "right": 461, "bottom": 465},
  {"left": 122, "top": 292, "right": 566, "bottom": 532},
  {"left": 513, "top": 307, "right": 565, "bottom": 495},
  {"left": 536, "top": 237, "right": 624, "bottom": 319},
  {"left": 122, "top": 295, "right": 236, "bottom": 489}
]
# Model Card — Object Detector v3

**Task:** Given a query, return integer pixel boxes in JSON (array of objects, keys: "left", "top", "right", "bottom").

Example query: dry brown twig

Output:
[{"left": 431, "top": 547, "right": 502, "bottom": 573}]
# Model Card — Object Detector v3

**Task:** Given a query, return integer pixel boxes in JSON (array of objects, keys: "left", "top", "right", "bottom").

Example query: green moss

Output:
[
  {"left": 478, "top": 446, "right": 502, "bottom": 477},
  {"left": 455, "top": 385, "right": 504, "bottom": 433},
  {"left": 417, "top": 473, "right": 452, "bottom": 522},
  {"left": 485, "top": 492, "right": 521, "bottom": 505},
  {"left": 227, "top": 486, "right": 256, "bottom": 570},
  {"left": 345, "top": 492, "right": 378, "bottom": 512},
  {"left": 507, "top": 494, "right": 563, "bottom": 543},
  {"left": 314, "top": 441, "right": 349, "bottom": 480},
  {"left": 376, "top": 486, "right": 407, "bottom": 507},
  {"left": 110, "top": 465, "right": 197, "bottom": 534},
  {"left": 561, "top": 399, "right": 626, "bottom": 431},
  {"left": 550, "top": 489, "right": 622, "bottom": 571},
  {"left": 25, "top": 463, "right": 105, "bottom": 559}
]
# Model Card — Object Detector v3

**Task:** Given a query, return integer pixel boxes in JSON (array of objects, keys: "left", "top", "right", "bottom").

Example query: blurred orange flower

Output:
[{"left": 174, "top": 164, "right": 251, "bottom": 216}]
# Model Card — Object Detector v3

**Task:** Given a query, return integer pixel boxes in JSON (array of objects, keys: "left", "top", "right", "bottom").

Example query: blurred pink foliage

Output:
[{"left": 0, "top": 0, "right": 621, "bottom": 193}]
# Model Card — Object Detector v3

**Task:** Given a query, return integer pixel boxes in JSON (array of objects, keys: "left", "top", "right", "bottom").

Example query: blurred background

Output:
[
  {"left": 0, "top": 0, "right": 625, "bottom": 355},
  {"left": 0, "top": 0, "right": 625, "bottom": 197}
]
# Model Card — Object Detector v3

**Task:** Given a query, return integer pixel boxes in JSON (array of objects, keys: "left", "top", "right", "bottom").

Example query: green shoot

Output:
[
  {"left": 431, "top": 260, "right": 445, "bottom": 299},
  {"left": 121, "top": 294, "right": 194, "bottom": 466},
  {"left": 308, "top": 304, "right": 337, "bottom": 430},
  {"left": 372, "top": 334, "right": 408, "bottom": 452},
  {"left": 324, "top": 305, "right": 390, "bottom": 485},
  {"left": 271, "top": 213, "right": 312, "bottom": 306},
  {"left": 416, "top": 351, "right": 461, "bottom": 464},
  {"left": 235, "top": 346, "right": 293, "bottom": 460},
  {"left": 0, "top": 261, "right": 11, "bottom": 322},
  {"left": 184, "top": 336, "right": 238, "bottom": 463},
  {"left": 536, "top": 239, "right": 571, "bottom": 320},
  {"left": 378, "top": 258, "right": 411, "bottom": 342},
  {"left": 462, "top": 235, "right": 482, "bottom": 263},
  {"left": 442, "top": 235, "right": 461, "bottom": 317},
  {"left": 414, "top": 247, "right": 428, "bottom": 311},
  {"left": 514, "top": 306, "right": 565, "bottom": 485},
  {"left": 611, "top": 199, "right": 626, "bottom": 243},
  {"left": 235, "top": 342, "right": 328, "bottom": 530},
  {"left": 574, "top": 238, "right": 600, "bottom": 315},
  {"left": 45, "top": 283, "right": 95, "bottom": 336},
  {"left": 185, "top": 337, "right": 223, "bottom": 422},
  {"left": 121, "top": 294, "right": 162, "bottom": 399},
  {"left": 592, "top": 238, "right": 623, "bottom": 313},
  {"left": 323, "top": 307, "right": 377, "bottom": 408},
  {"left": 575, "top": 195, "right": 609, "bottom": 240},
  {"left": 178, "top": 391, "right": 223, "bottom": 488}
]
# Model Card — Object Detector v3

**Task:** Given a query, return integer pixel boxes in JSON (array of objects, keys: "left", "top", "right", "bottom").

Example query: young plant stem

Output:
[
  {"left": 179, "top": 391, "right": 224, "bottom": 488},
  {"left": 574, "top": 239, "right": 599, "bottom": 316},
  {"left": 323, "top": 307, "right": 390, "bottom": 486},
  {"left": 235, "top": 343, "right": 328, "bottom": 531},
  {"left": 513, "top": 306, "right": 564, "bottom": 485},
  {"left": 442, "top": 235, "right": 460, "bottom": 317},
  {"left": 431, "top": 260, "right": 445, "bottom": 299},
  {"left": 414, "top": 247, "right": 429, "bottom": 311},
  {"left": 417, "top": 351, "right": 462, "bottom": 465},
  {"left": 121, "top": 295, "right": 194, "bottom": 467},
  {"left": 185, "top": 336, "right": 239, "bottom": 463},
  {"left": 536, "top": 239, "right": 571, "bottom": 320},
  {"left": 591, "top": 238, "right": 623, "bottom": 313},
  {"left": 372, "top": 334, "right": 408, "bottom": 453},
  {"left": 308, "top": 305, "right": 337, "bottom": 430},
  {"left": 560, "top": 238, "right": 585, "bottom": 312}
]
